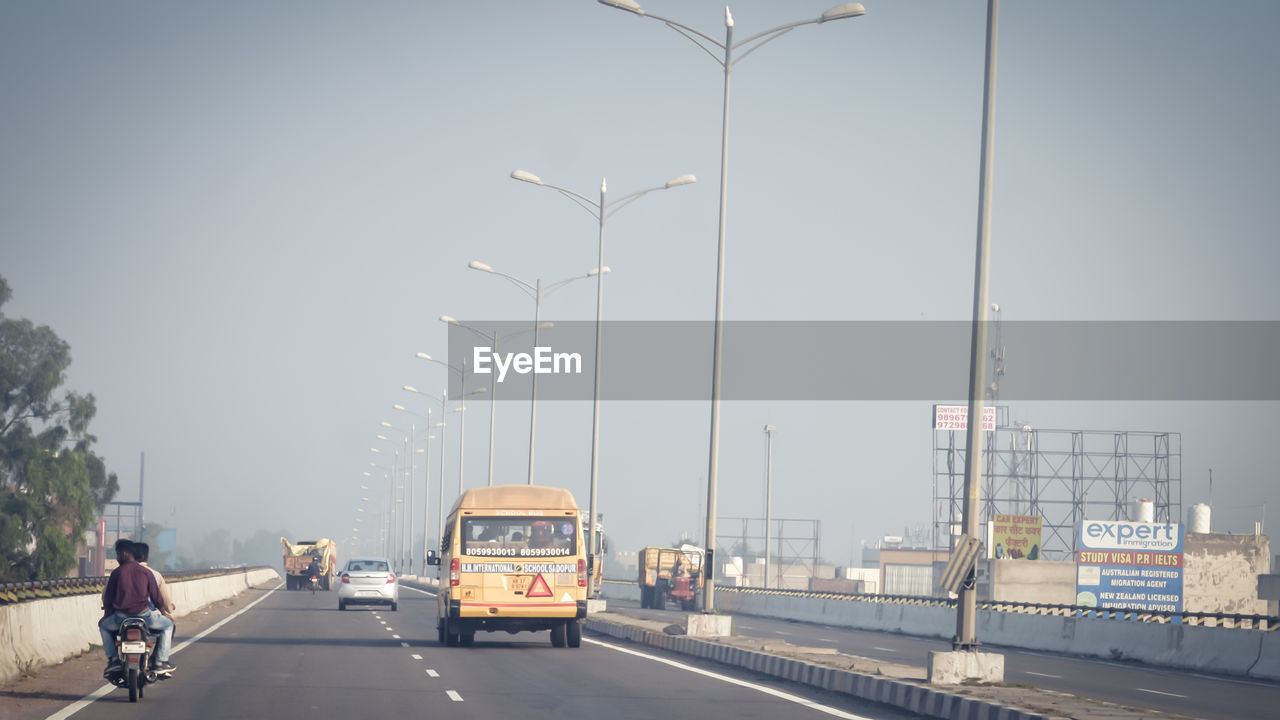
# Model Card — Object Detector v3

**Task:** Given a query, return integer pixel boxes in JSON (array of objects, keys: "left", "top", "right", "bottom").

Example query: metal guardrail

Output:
[
  {"left": 0, "top": 567, "right": 273, "bottom": 606},
  {"left": 601, "top": 579, "right": 1280, "bottom": 631}
]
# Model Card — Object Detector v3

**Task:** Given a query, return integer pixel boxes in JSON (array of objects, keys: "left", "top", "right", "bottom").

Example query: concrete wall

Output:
[
  {"left": 700, "top": 585, "right": 1280, "bottom": 681},
  {"left": 989, "top": 560, "right": 1076, "bottom": 604},
  {"left": 0, "top": 567, "right": 279, "bottom": 684},
  {"left": 1184, "top": 533, "right": 1271, "bottom": 614}
]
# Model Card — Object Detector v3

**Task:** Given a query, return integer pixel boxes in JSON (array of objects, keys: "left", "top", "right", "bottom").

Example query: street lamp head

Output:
[
  {"left": 820, "top": 3, "right": 866, "bottom": 22},
  {"left": 597, "top": 0, "right": 644, "bottom": 16},
  {"left": 440, "top": 315, "right": 459, "bottom": 325},
  {"left": 379, "top": 421, "right": 392, "bottom": 428},
  {"left": 469, "top": 261, "right": 494, "bottom": 273},
  {"left": 764, "top": 424, "right": 776, "bottom": 433},
  {"left": 376, "top": 434, "right": 390, "bottom": 441},
  {"left": 588, "top": 267, "right": 612, "bottom": 277},
  {"left": 403, "top": 384, "right": 419, "bottom": 393},
  {"left": 370, "top": 448, "right": 381, "bottom": 453},
  {"left": 666, "top": 174, "right": 696, "bottom": 189},
  {"left": 392, "top": 403, "right": 407, "bottom": 411},
  {"left": 416, "top": 353, "right": 433, "bottom": 362},
  {"left": 511, "top": 170, "right": 543, "bottom": 185}
]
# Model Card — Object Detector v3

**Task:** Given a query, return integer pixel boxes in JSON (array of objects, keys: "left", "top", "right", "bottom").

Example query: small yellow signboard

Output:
[{"left": 991, "top": 514, "right": 1042, "bottom": 560}]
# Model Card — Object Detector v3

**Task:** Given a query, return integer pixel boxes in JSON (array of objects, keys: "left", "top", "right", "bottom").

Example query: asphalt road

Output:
[
  {"left": 49, "top": 583, "right": 923, "bottom": 720},
  {"left": 609, "top": 597, "right": 1280, "bottom": 720}
]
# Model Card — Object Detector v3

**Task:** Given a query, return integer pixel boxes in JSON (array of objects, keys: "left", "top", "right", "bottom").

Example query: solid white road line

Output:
[
  {"left": 871, "top": 647, "right": 897, "bottom": 653},
  {"left": 585, "top": 637, "right": 877, "bottom": 720},
  {"left": 427, "top": 669, "right": 440, "bottom": 677},
  {"left": 1137, "top": 688, "right": 1187, "bottom": 698},
  {"left": 1026, "top": 671, "right": 1062, "bottom": 679},
  {"left": 446, "top": 690, "right": 464, "bottom": 702},
  {"left": 45, "top": 581, "right": 285, "bottom": 720},
  {"left": 400, "top": 584, "right": 437, "bottom": 596}
]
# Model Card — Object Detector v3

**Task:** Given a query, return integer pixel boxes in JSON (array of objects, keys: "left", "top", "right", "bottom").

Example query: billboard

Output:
[
  {"left": 991, "top": 514, "right": 1042, "bottom": 559},
  {"left": 1075, "top": 520, "right": 1184, "bottom": 613}
]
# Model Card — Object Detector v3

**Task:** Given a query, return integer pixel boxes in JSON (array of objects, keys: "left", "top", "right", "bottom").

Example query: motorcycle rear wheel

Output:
[{"left": 127, "top": 668, "right": 139, "bottom": 702}]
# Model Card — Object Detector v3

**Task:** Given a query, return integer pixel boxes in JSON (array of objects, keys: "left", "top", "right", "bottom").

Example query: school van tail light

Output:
[
  {"left": 450, "top": 558, "right": 460, "bottom": 587},
  {"left": 578, "top": 558, "right": 587, "bottom": 587}
]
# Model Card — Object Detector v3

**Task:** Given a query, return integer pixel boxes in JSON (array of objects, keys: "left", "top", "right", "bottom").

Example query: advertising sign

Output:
[
  {"left": 991, "top": 514, "right": 1042, "bottom": 559},
  {"left": 932, "top": 404, "right": 996, "bottom": 431},
  {"left": 1075, "top": 520, "right": 1184, "bottom": 612}
]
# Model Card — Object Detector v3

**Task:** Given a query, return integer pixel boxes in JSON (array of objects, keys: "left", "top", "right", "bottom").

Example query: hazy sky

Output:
[{"left": 3, "top": 1, "right": 1278, "bottom": 567}]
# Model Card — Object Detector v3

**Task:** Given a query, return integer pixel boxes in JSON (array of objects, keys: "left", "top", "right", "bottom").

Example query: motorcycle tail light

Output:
[
  {"left": 450, "top": 558, "right": 460, "bottom": 587},
  {"left": 341, "top": 573, "right": 351, "bottom": 584},
  {"left": 125, "top": 628, "right": 142, "bottom": 641},
  {"left": 578, "top": 558, "right": 587, "bottom": 587}
]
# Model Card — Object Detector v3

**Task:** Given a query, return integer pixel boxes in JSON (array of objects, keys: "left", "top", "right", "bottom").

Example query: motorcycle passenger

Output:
[
  {"left": 99, "top": 539, "right": 176, "bottom": 678},
  {"left": 134, "top": 542, "right": 177, "bottom": 669}
]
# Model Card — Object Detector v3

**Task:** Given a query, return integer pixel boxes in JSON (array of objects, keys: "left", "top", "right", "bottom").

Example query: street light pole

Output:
[
  {"left": 599, "top": 0, "right": 866, "bottom": 613},
  {"left": 763, "top": 424, "right": 775, "bottom": 589},
  {"left": 468, "top": 261, "right": 605, "bottom": 485},
  {"left": 956, "top": 0, "right": 1000, "bottom": 653},
  {"left": 511, "top": 169, "right": 693, "bottom": 594}
]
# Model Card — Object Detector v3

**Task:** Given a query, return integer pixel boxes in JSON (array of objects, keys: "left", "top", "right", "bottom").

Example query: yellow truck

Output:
[
  {"left": 428, "top": 485, "right": 587, "bottom": 648},
  {"left": 638, "top": 545, "right": 704, "bottom": 611},
  {"left": 281, "top": 537, "right": 338, "bottom": 591}
]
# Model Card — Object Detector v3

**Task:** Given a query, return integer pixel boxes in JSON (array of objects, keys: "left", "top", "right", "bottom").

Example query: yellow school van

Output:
[{"left": 428, "top": 484, "right": 587, "bottom": 647}]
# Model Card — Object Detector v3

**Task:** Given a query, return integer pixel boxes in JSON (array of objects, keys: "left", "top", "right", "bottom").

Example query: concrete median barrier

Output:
[{"left": 0, "top": 567, "right": 279, "bottom": 684}]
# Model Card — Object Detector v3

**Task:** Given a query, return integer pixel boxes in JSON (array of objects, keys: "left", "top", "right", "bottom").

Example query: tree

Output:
[{"left": 0, "top": 276, "right": 119, "bottom": 581}]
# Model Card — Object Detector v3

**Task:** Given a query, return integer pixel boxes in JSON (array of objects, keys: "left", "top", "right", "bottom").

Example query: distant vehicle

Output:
[
  {"left": 281, "top": 538, "right": 338, "bottom": 590},
  {"left": 429, "top": 484, "right": 588, "bottom": 648},
  {"left": 638, "top": 545, "right": 704, "bottom": 611},
  {"left": 337, "top": 557, "right": 398, "bottom": 611}
]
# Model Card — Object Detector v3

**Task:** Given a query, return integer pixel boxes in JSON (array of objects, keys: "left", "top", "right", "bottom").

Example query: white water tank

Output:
[
  {"left": 1189, "top": 503, "right": 1212, "bottom": 533},
  {"left": 1132, "top": 498, "right": 1155, "bottom": 523}
]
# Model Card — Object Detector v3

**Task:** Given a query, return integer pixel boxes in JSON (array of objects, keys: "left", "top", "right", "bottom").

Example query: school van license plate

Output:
[
  {"left": 507, "top": 575, "right": 532, "bottom": 593},
  {"left": 121, "top": 641, "right": 146, "bottom": 654}
]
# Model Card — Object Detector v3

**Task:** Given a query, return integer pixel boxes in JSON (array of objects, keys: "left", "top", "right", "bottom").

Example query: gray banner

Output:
[{"left": 444, "top": 321, "right": 1280, "bottom": 401}]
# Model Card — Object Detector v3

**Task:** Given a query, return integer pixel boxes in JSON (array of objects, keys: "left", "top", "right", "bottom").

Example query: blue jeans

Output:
[{"left": 99, "top": 611, "right": 173, "bottom": 662}]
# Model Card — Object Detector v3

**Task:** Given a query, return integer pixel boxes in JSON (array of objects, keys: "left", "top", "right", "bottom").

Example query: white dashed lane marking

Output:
[
  {"left": 872, "top": 647, "right": 897, "bottom": 653},
  {"left": 446, "top": 690, "right": 464, "bottom": 702},
  {"left": 427, "top": 669, "right": 440, "bottom": 678},
  {"left": 1138, "top": 688, "right": 1187, "bottom": 698},
  {"left": 411, "top": 654, "right": 422, "bottom": 660},
  {"left": 392, "top": 634, "right": 401, "bottom": 639}
]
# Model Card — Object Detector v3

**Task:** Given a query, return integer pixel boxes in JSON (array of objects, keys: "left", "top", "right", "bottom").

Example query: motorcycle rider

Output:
[
  {"left": 99, "top": 539, "right": 176, "bottom": 678},
  {"left": 134, "top": 541, "right": 177, "bottom": 670}
]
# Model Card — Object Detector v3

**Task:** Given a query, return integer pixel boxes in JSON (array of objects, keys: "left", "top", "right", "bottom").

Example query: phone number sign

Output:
[{"left": 932, "top": 404, "right": 996, "bottom": 431}]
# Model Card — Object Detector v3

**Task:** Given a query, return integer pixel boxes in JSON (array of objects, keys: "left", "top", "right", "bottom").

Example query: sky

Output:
[{"left": 2, "top": 1, "right": 1278, "bottom": 570}]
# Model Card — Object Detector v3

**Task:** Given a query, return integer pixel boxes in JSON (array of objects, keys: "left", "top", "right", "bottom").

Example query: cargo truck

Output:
[
  {"left": 637, "top": 544, "right": 703, "bottom": 611},
  {"left": 281, "top": 537, "right": 338, "bottom": 590}
]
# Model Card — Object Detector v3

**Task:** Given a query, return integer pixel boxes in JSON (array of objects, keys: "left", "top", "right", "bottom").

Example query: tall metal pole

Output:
[
  {"left": 763, "top": 424, "right": 774, "bottom": 589},
  {"left": 437, "top": 391, "right": 447, "bottom": 552},
  {"left": 458, "top": 365, "right": 467, "bottom": 497},
  {"left": 528, "top": 280, "right": 543, "bottom": 484},
  {"left": 486, "top": 336, "right": 497, "bottom": 486},
  {"left": 704, "top": 10, "right": 733, "bottom": 613},
  {"left": 587, "top": 178, "right": 607, "bottom": 595},
  {"left": 421, "top": 409, "right": 432, "bottom": 575},
  {"left": 956, "top": 0, "right": 1000, "bottom": 652},
  {"left": 407, "top": 424, "right": 415, "bottom": 575}
]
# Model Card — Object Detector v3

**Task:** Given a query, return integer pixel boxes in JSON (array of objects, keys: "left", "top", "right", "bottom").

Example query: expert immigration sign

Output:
[{"left": 1075, "top": 519, "right": 1184, "bottom": 613}]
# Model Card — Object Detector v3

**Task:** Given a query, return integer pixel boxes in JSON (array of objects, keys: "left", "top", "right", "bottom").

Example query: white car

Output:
[{"left": 337, "top": 557, "right": 399, "bottom": 611}]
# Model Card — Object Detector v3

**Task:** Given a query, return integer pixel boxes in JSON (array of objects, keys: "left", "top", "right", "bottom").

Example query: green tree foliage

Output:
[{"left": 0, "top": 276, "right": 119, "bottom": 581}]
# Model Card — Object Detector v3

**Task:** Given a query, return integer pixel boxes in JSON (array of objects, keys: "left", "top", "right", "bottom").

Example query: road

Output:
[
  {"left": 608, "top": 597, "right": 1280, "bottom": 720},
  {"left": 47, "top": 583, "right": 922, "bottom": 720}
]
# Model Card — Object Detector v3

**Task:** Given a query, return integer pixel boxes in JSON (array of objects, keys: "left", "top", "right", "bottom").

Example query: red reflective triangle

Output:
[{"left": 525, "top": 573, "right": 552, "bottom": 598}]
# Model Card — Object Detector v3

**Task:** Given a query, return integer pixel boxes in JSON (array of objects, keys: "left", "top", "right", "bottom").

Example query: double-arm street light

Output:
[
  {"left": 599, "top": 0, "right": 866, "bottom": 612},
  {"left": 378, "top": 421, "right": 419, "bottom": 575},
  {"left": 413, "top": 355, "right": 487, "bottom": 497},
  {"left": 393, "top": 404, "right": 435, "bottom": 575},
  {"left": 468, "top": 260, "right": 606, "bottom": 484},
  {"left": 401, "top": 388, "right": 448, "bottom": 556},
  {"left": 510, "top": 169, "right": 694, "bottom": 596},
  {"left": 440, "top": 316, "right": 555, "bottom": 488}
]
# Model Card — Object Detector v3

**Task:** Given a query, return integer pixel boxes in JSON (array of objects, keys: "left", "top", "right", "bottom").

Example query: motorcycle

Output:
[
  {"left": 307, "top": 569, "right": 319, "bottom": 593},
  {"left": 109, "top": 617, "right": 159, "bottom": 702}
]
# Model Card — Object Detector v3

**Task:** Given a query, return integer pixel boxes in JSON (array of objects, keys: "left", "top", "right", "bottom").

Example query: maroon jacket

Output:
[{"left": 102, "top": 559, "right": 163, "bottom": 616}]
